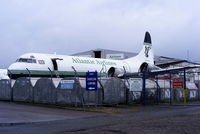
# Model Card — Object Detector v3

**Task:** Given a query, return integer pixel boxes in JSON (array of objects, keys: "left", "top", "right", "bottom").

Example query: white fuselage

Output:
[
  {"left": 8, "top": 53, "right": 130, "bottom": 76},
  {"left": 8, "top": 45, "right": 154, "bottom": 78},
  {"left": 8, "top": 32, "right": 154, "bottom": 78}
]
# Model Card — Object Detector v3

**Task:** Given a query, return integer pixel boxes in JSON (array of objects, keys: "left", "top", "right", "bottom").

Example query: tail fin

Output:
[
  {"left": 144, "top": 31, "right": 151, "bottom": 45},
  {"left": 136, "top": 31, "right": 154, "bottom": 64}
]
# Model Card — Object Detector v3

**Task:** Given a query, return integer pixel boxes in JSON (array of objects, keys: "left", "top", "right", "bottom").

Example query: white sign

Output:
[
  {"left": 61, "top": 80, "right": 75, "bottom": 84},
  {"left": 106, "top": 53, "right": 124, "bottom": 60},
  {"left": 60, "top": 80, "right": 75, "bottom": 89},
  {"left": 129, "top": 78, "right": 143, "bottom": 91}
]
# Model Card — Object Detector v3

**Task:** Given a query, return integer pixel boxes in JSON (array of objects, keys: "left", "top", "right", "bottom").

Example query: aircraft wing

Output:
[
  {"left": 151, "top": 65, "right": 200, "bottom": 73},
  {"left": 156, "top": 60, "right": 187, "bottom": 68},
  {"left": 122, "top": 65, "right": 200, "bottom": 78}
]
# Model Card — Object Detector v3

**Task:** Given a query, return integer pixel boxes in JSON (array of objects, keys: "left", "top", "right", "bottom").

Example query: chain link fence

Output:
[
  {"left": 140, "top": 71, "right": 200, "bottom": 105},
  {"left": 0, "top": 77, "right": 127, "bottom": 106},
  {"left": 0, "top": 71, "right": 200, "bottom": 106}
]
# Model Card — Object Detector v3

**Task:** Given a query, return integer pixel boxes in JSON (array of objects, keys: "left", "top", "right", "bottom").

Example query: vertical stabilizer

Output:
[
  {"left": 125, "top": 31, "right": 154, "bottom": 65},
  {"left": 136, "top": 31, "right": 154, "bottom": 64},
  {"left": 143, "top": 32, "right": 153, "bottom": 58}
]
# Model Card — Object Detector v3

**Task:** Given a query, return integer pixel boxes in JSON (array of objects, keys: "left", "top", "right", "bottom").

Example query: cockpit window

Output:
[
  {"left": 30, "top": 55, "right": 35, "bottom": 58},
  {"left": 16, "top": 58, "right": 37, "bottom": 63}
]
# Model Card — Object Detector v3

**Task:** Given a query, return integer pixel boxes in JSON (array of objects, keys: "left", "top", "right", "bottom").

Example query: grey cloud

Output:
[{"left": 0, "top": 0, "right": 200, "bottom": 68}]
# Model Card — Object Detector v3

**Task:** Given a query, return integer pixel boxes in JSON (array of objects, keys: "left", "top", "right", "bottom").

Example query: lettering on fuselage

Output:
[
  {"left": 95, "top": 60, "right": 116, "bottom": 65},
  {"left": 72, "top": 58, "right": 117, "bottom": 66},
  {"left": 72, "top": 58, "right": 95, "bottom": 64}
]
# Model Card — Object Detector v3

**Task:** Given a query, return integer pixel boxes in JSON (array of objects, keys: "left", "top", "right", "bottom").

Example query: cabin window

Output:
[
  {"left": 38, "top": 60, "right": 45, "bottom": 64},
  {"left": 16, "top": 58, "right": 37, "bottom": 63}
]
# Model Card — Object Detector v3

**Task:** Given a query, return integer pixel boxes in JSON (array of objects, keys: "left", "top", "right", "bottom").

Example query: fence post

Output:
[
  {"left": 26, "top": 68, "right": 34, "bottom": 103},
  {"left": 169, "top": 72, "right": 172, "bottom": 105},
  {"left": 26, "top": 68, "right": 31, "bottom": 79},
  {"left": 48, "top": 67, "right": 53, "bottom": 80},
  {"left": 95, "top": 70, "right": 98, "bottom": 107},
  {"left": 183, "top": 69, "right": 186, "bottom": 89},
  {"left": 72, "top": 66, "right": 78, "bottom": 106},
  {"left": 7, "top": 70, "right": 13, "bottom": 102},
  {"left": 183, "top": 69, "right": 187, "bottom": 104},
  {"left": 123, "top": 66, "right": 129, "bottom": 104},
  {"left": 142, "top": 71, "right": 146, "bottom": 105},
  {"left": 198, "top": 72, "right": 200, "bottom": 101},
  {"left": 156, "top": 73, "right": 159, "bottom": 105},
  {"left": 98, "top": 79, "right": 104, "bottom": 104},
  {"left": 99, "top": 65, "right": 104, "bottom": 104},
  {"left": 72, "top": 66, "right": 85, "bottom": 107}
]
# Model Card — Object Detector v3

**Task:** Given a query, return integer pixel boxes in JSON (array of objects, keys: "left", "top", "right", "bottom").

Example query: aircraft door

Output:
[{"left": 51, "top": 59, "right": 58, "bottom": 71}]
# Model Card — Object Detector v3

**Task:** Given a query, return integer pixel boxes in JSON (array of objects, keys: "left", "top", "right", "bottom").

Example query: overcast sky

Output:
[{"left": 0, "top": 0, "right": 200, "bottom": 68}]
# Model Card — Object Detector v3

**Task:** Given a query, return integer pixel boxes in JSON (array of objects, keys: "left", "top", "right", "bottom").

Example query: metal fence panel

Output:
[
  {"left": 13, "top": 78, "right": 33, "bottom": 102},
  {"left": 103, "top": 78, "right": 126, "bottom": 104},
  {"left": 80, "top": 78, "right": 103, "bottom": 105},
  {"left": 0, "top": 80, "right": 11, "bottom": 100},
  {"left": 57, "top": 77, "right": 83, "bottom": 105},
  {"left": 1, "top": 71, "right": 199, "bottom": 106},
  {"left": 34, "top": 78, "right": 56, "bottom": 104}
]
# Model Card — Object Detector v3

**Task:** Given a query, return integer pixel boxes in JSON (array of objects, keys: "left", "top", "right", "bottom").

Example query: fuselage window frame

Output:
[{"left": 16, "top": 58, "right": 37, "bottom": 64}]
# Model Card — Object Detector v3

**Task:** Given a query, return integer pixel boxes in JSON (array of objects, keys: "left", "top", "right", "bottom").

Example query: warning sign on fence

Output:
[
  {"left": 86, "top": 72, "right": 98, "bottom": 91},
  {"left": 60, "top": 80, "right": 75, "bottom": 89},
  {"left": 173, "top": 78, "right": 184, "bottom": 89}
]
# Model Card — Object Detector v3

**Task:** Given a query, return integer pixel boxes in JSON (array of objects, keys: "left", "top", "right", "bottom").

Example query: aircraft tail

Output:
[{"left": 136, "top": 31, "right": 154, "bottom": 64}]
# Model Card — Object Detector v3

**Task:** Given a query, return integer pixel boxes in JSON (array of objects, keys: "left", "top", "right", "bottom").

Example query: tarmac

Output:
[
  {"left": 1, "top": 101, "right": 200, "bottom": 134},
  {"left": 0, "top": 101, "right": 103, "bottom": 126}
]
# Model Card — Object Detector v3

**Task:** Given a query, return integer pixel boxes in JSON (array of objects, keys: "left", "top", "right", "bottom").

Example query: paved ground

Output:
[
  {"left": 0, "top": 101, "right": 200, "bottom": 134},
  {"left": 0, "top": 101, "right": 103, "bottom": 125},
  {"left": 64, "top": 107, "right": 200, "bottom": 134}
]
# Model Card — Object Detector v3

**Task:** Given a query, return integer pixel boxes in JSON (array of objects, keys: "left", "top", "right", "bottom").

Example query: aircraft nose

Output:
[{"left": 8, "top": 63, "right": 21, "bottom": 70}]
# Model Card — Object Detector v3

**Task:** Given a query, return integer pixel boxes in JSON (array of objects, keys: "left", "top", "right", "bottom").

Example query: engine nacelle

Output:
[
  {"left": 108, "top": 67, "right": 125, "bottom": 77},
  {"left": 139, "top": 63, "right": 160, "bottom": 73}
]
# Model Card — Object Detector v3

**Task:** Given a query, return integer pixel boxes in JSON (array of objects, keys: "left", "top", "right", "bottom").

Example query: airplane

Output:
[
  {"left": 0, "top": 69, "right": 9, "bottom": 80},
  {"left": 7, "top": 31, "right": 200, "bottom": 79},
  {"left": 8, "top": 31, "right": 158, "bottom": 79}
]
